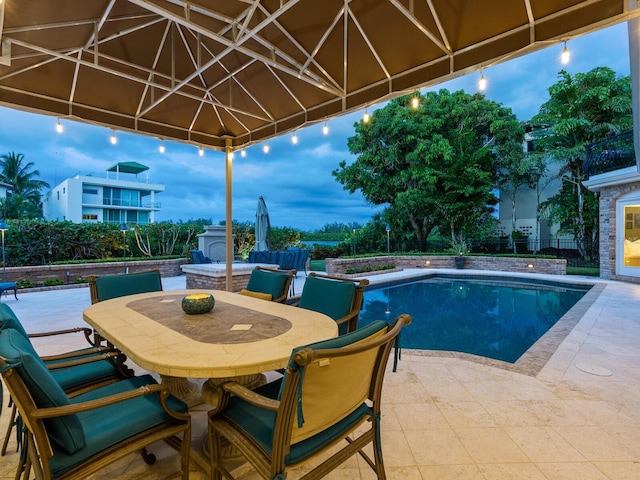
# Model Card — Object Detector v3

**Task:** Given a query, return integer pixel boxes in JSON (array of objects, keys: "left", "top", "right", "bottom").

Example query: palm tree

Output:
[{"left": 0, "top": 152, "right": 50, "bottom": 218}]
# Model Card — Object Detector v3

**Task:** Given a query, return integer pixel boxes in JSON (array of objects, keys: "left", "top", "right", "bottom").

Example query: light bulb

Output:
[
  {"left": 411, "top": 96, "right": 420, "bottom": 109},
  {"left": 198, "top": 146, "right": 204, "bottom": 157},
  {"left": 263, "top": 143, "right": 270, "bottom": 153},
  {"left": 159, "top": 142, "right": 165, "bottom": 154},
  {"left": 240, "top": 149, "right": 246, "bottom": 157},
  {"left": 110, "top": 130, "right": 117, "bottom": 145},
  {"left": 561, "top": 42, "right": 570, "bottom": 64},
  {"left": 56, "top": 118, "right": 63, "bottom": 133},
  {"left": 363, "top": 110, "right": 370, "bottom": 123},
  {"left": 322, "top": 123, "right": 329, "bottom": 135},
  {"left": 292, "top": 133, "right": 298, "bottom": 144},
  {"left": 478, "top": 72, "right": 487, "bottom": 91}
]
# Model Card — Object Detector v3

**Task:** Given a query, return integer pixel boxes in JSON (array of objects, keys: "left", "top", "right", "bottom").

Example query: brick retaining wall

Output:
[
  {"left": 185, "top": 271, "right": 252, "bottom": 292},
  {"left": 3, "top": 258, "right": 186, "bottom": 286},
  {"left": 326, "top": 255, "right": 566, "bottom": 276}
]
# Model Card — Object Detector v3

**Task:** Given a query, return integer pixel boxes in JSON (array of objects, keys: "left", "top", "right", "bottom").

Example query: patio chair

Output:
[
  {"left": 0, "top": 304, "right": 132, "bottom": 456},
  {"left": 208, "top": 313, "right": 411, "bottom": 480},
  {"left": 190, "top": 249, "right": 213, "bottom": 264},
  {"left": 295, "top": 248, "right": 310, "bottom": 276},
  {"left": 238, "top": 266, "right": 295, "bottom": 303},
  {"left": 293, "top": 272, "right": 370, "bottom": 334},
  {"left": 0, "top": 327, "right": 191, "bottom": 480},
  {"left": 88, "top": 270, "right": 163, "bottom": 304}
]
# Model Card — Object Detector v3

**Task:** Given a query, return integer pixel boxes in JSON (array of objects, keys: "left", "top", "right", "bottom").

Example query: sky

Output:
[{"left": 0, "top": 22, "right": 632, "bottom": 232}]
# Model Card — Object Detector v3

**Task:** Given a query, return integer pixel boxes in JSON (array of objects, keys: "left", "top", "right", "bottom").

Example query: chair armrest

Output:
[
  {"left": 30, "top": 383, "right": 187, "bottom": 421},
  {"left": 29, "top": 327, "right": 98, "bottom": 346},
  {"left": 40, "top": 346, "right": 116, "bottom": 362},
  {"left": 209, "top": 381, "right": 280, "bottom": 417},
  {"left": 44, "top": 350, "right": 121, "bottom": 369}
]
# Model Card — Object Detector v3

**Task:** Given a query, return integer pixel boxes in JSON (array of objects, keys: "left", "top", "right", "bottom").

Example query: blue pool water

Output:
[{"left": 358, "top": 276, "right": 591, "bottom": 363}]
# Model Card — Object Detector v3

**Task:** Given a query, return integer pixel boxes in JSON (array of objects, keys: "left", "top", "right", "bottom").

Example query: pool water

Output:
[{"left": 359, "top": 276, "right": 591, "bottom": 363}]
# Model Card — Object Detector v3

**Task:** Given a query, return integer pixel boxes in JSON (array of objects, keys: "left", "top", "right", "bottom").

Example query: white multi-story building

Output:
[{"left": 43, "top": 161, "right": 164, "bottom": 225}]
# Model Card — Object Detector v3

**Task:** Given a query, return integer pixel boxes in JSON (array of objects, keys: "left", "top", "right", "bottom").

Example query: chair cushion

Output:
[
  {"left": 0, "top": 303, "right": 29, "bottom": 337},
  {"left": 298, "top": 275, "right": 356, "bottom": 321},
  {"left": 94, "top": 271, "right": 162, "bottom": 302},
  {"left": 239, "top": 289, "right": 273, "bottom": 301},
  {"left": 245, "top": 269, "right": 288, "bottom": 299},
  {"left": 49, "top": 358, "right": 120, "bottom": 391},
  {"left": 49, "top": 375, "right": 188, "bottom": 478},
  {"left": 0, "top": 328, "right": 85, "bottom": 454}
]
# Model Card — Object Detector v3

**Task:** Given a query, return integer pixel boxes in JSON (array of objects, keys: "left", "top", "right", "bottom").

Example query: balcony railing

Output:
[{"left": 584, "top": 130, "right": 635, "bottom": 179}]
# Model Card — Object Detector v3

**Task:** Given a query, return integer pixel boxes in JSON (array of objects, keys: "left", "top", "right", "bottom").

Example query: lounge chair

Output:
[
  {"left": 190, "top": 249, "right": 213, "bottom": 264},
  {"left": 208, "top": 314, "right": 411, "bottom": 480}
]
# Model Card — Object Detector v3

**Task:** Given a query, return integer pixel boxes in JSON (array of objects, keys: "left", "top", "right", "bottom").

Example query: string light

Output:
[
  {"left": 478, "top": 70, "right": 487, "bottom": 91},
  {"left": 263, "top": 143, "right": 270, "bottom": 153},
  {"left": 363, "top": 109, "right": 370, "bottom": 123},
  {"left": 158, "top": 141, "right": 165, "bottom": 154},
  {"left": 561, "top": 41, "right": 570, "bottom": 64},
  {"left": 322, "top": 122, "right": 329, "bottom": 135},
  {"left": 198, "top": 146, "right": 204, "bottom": 157},
  {"left": 291, "top": 132, "right": 298, "bottom": 145},
  {"left": 411, "top": 95, "right": 420, "bottom": 109},
  {"left": 55, "top": 118, "right": 63, "bottom": 133},
  {"left": 240, "top": 149, "right": 246, "bottom": 157},
  {"left": 110, "top": 130, "right": 118, "bottom": 145}
]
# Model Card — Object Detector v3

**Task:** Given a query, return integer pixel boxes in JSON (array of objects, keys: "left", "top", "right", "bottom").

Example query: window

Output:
[
  {"left": 83, "top": 188, "right": 98, "bottom": 195},
  {"left": 624, "top": 205, "right": 640, "bottom": 267},
  {"left": 82, "top": 214, "right": 98, "bottom": 220}
]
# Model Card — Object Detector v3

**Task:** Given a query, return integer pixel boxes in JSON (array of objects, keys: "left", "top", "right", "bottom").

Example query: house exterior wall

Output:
[{"left": 43, "top": 174, "right": 164, "bottom": 224}]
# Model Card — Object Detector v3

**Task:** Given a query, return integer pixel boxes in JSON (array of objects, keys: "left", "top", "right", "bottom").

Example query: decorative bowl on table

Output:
[{"left": 181, "top": 293, "right": 215, "bottom": 315}]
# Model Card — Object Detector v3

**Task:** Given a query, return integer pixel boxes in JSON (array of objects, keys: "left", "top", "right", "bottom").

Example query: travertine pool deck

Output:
[{"left": 1, "top": 269, "right": 639, "bottom": 480}]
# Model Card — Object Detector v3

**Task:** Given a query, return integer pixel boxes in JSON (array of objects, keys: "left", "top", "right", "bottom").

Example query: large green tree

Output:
[
  {"left": 0, "top": 151, "right": 50, "bottom": 219},
  {"left": 530, "top": 67, "right": 632, "bottom": 257},
  {"left": 333, "top": 89, "right": 524, "bottom": 250}
]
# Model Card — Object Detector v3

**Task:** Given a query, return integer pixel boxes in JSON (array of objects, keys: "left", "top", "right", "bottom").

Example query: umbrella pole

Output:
[{"left": 225, "top": 139, "right": 233, "bottom": 292}]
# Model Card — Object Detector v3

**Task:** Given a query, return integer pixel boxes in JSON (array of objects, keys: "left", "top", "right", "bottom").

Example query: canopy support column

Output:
[{"left": 225, "top": 139, "right": 233, "bottom": 292}]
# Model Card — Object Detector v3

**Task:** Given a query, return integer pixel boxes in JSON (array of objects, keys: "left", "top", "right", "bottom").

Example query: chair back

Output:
[
  {"left": 281, "top": 314, "right": 410, "bottom": 444},
  {"left": 239, "top": 266, "right": 294, "bottom": 303},
  {"left": 297, "top": 273, "right": 369, "bottom": 334},
  {"left": 88, "top": 270, "right": 163, "bottom": 304},
  {"left": 295, "top": 249, "right": 310, "bottom": 274}
]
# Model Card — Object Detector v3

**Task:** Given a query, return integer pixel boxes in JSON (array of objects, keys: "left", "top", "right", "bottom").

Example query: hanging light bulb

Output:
[
  {"left": 198, "top": 146, "right": 204, "bottom": 157},
  {"left": 263, "top": 143, "right": 270, "bottom": 153},
  {"left": 55, "top": 118, "right": 63, "bottom": 133},
  {"left": 561, "top": 41, "right": 570, "bottom": 65},
  {"left": 363, "top": 109, "right": 370, "bottom": 123},
  {"left": 322, "top": 122, "right": 329, "bottom": 135},
  {"left": 158, "top": 141, "right": 165, "bottom": 154},
  {"left": 411, "top": 95, "right": 420, "bottom": 109},
  {"left": 292, "top": 132, "right": 298, "bottom": 145},
  {"left": 240, "top": 148, "right": 246, "bottom": 157},
  {"left": 478, "top": 70, "right": 487, "bottom": 91},
  {"left": 110, "top": 130, "right": 118, "bottom": 145}
]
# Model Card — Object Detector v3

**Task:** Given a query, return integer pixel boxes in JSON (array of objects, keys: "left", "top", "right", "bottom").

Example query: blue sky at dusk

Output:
[{"left": 0, "top": 22, "right": 631, "bottom": 231}]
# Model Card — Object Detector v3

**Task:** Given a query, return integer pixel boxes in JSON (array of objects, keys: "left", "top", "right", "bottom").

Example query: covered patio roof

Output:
[{"left": 1, "top": 1, "right": 639, "bottom": 152}]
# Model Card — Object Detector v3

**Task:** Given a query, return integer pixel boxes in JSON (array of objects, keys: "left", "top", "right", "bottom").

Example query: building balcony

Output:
[{"left": 584, "top": 130, "right": 635, "bottom": 179}]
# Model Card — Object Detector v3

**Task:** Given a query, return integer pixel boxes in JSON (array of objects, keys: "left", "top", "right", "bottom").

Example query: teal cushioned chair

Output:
[
  {"left": 0, "top": 304, "right": 130, "bottom": 456},
  {"left": 241, "top": 266, "right": 295, "bottom": 303},
  {"left": 0, "top": 328, "right": 191, "bottom": 480},
  {"left": 88, "top": 270, "right": 163, "bottom": 304},
  {"left": 208, "top": 314, "right": 411, "bottom": 480},
  {"left": 295, "top": 272, "right": 370, "bottom": 334}
]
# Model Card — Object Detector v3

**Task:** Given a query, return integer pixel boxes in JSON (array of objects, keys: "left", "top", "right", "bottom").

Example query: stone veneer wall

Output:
[
  {"left": 185, "top": 271, "right": 252, "bottom": 292},
  {"left": 3, "top": 258, "right": 186, "bottom": 285},
  {"left": 326, "top": 255, "right": 566, "bottom": 276},
  {"left": 598, "top": 180, "right": 640, "bottom": 284}
]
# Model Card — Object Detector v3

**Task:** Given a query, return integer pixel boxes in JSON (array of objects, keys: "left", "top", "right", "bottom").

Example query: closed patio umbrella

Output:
[{"left": 254, "top": 196, "right": 271, "bottom": 251}]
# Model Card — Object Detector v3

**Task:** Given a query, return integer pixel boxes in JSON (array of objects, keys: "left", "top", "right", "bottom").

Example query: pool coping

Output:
[{"left": 362, "top": 269, "right": 604, "bottom": 376}]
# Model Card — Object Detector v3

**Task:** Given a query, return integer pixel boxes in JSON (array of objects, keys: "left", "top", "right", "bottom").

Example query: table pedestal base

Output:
[{"left": 159, "top": 375, "right": 203, "bottom": 407}]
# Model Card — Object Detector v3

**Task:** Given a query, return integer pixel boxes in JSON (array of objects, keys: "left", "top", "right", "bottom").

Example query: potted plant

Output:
[{"left": 451, "top": 237, "right": 469, "bottom": 269}]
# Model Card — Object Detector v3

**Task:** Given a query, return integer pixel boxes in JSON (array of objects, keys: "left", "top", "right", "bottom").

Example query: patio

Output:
[{"left": 1, "top": 270, "right": 640, "bottom": 479}]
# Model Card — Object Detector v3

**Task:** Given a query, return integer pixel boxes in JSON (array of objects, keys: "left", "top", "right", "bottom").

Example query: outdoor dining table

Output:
[{"left": 82, "top": 289, "right": 339, "bottom": 406}]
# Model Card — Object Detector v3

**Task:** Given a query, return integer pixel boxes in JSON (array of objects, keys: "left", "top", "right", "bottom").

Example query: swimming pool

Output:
[{"left": 359, "top": 275, "right": 592, "bottom": 363}]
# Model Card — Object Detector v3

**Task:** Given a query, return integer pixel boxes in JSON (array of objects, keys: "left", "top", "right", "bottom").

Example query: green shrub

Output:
[
  {"left": 43, "top": 278, "right": 64, "bottom": 287},
  {"left": 16, "top": 279, "right": 35, "bottom": 289},
  {"left": 74, "top": 276, "right": 88, "bottom": 284}
]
